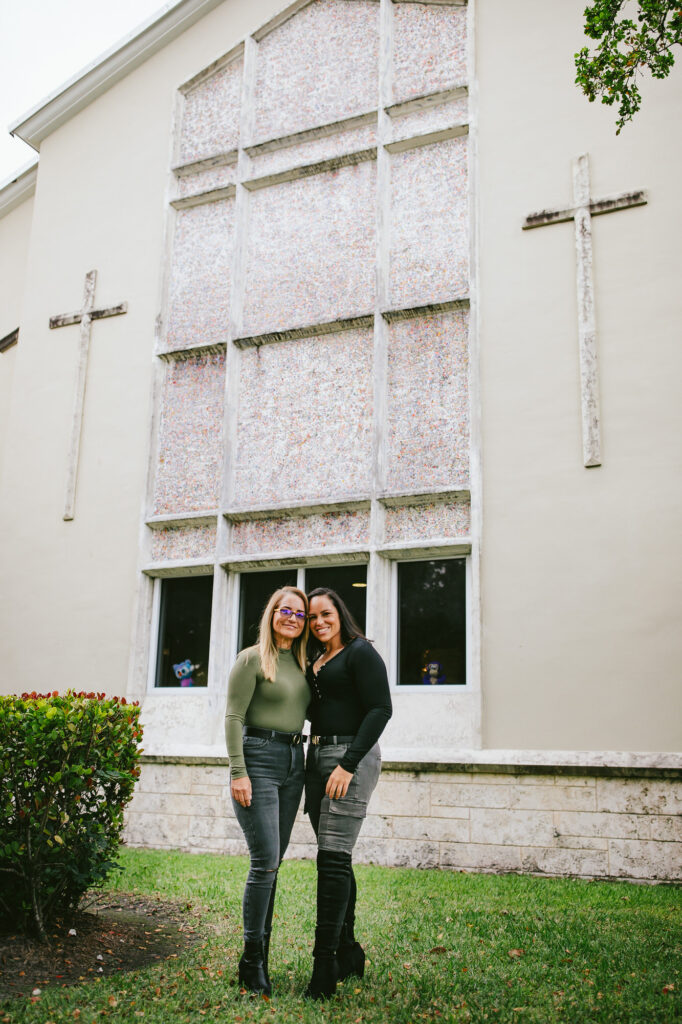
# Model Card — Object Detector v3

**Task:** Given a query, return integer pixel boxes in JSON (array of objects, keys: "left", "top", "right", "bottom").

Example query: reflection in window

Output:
[
  {"left": 397, "top": 558, "right": 466, "bottom": 686},
  {"left": 305, "top": 564, "right": 367, "bottom": 633},
  {"left": 155, "top": 575, "right": 213, "bottom": 687},
  {"left": 238, "top": 568, "right": 298, "bottom": 650}
]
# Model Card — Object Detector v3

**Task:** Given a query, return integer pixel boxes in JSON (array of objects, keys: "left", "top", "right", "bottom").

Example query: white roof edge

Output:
[
  {"left": 0, "top": 161, "right": 39, "bottom": 219},
  {"left": 8, "top": 0, "right": 227, "bottom": 151}
]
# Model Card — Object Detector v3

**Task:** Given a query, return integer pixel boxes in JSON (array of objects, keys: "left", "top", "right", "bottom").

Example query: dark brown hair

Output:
[{"left": 306, "top": 587, "right": 366, "bottom": 655}]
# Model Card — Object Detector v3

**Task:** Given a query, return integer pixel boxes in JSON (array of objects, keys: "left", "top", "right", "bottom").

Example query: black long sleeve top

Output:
[{"left": 306, "top": 637, "right": 393, "bottom": 773}]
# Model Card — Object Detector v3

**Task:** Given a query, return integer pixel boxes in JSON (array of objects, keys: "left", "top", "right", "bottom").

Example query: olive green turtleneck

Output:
[{"left": 224, "top": 646, "right": 310, "bottom": 778}]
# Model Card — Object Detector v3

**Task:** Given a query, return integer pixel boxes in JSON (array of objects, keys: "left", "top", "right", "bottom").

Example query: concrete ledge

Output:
[{"left": 138, "top": 750, "right": 682, "bottom": 780}]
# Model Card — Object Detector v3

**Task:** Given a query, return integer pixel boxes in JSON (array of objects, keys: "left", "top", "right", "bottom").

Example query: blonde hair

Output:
[{"left": 258, "top": 587, "right": 309, "bottom": 682}]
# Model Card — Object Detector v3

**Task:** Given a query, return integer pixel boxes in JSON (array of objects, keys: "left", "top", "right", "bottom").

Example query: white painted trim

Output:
[
  {"left": 465, "top": 0, "right": 482, "bottom": 746},
  {"left": 388, "top": 557, "right": 398, "bottom": 686},
  {"left": 385, "top": 85, "right": 467, "bottom": 117},
  {"left": 379, "top": 487, "right": 469, "bottom": 507},
  {"left": 9, "top": 0, "right": 229, "bottom": 151},
  {"left": 389, "top": 551, "right": 472, "bottom": 692},
  {"left": 225, "top": 497, "right": 372, "bottom": 519},
  {"left": 146, "top": 577, "right": 163, "bottom": 692},
  {"left": 252, "top": 0, "right": 315, "bottom": 42},
  {"left": 142, "top": 559, "right": 214, "bottom": 576},
  {"left": 384, "top": 122, "right": 468, "bottom": 154},
  {"left": 146, "top": 512, "right": 218, "bottom": 528},
  {"left": 223, "top": 547, "right": 371, "bottom": 570},
  {"left": 228, "top": 568, "right": 242, "bottom": 668},
  {"left": 380, "top": 539, "right": 471, "bottom": 558},
  {"left": 0, "top": 161, "right": 38, "bottom": 219},
  {"left": 170, "top": 183, "right": 237, "bottom": 209},
  {"left": 245, "top": 111, "right": 377, "bottom": 157},
  {"left": 243, "top": 147, "right": 377, "bottom": 192},
  {"left": 172, "top": 150, "right": 239, "bottom": 176},
  {"left": 393, "top": 0, "right": 466, "bottom": 5},
  {"left": 179, "top": 39, "right": 244, "bottom": 93}
]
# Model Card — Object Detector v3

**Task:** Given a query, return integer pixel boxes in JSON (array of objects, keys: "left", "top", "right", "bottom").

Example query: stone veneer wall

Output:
[{"left": 124, "top": 757, "right": 682, "bottom": 882}]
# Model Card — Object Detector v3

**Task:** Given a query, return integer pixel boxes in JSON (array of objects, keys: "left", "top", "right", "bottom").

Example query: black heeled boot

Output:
[
  {"left": 305, "top": 849, "right": 352, "bottom": 1000},
  {"left": 238, "top": 939, "right": 271, "bottom": 996},
  {"left": 337, "top": 923, "right": 365, "bottom": 980},
  {"left": 262, "top": 871, "right": 278, "bottom": 991},
  {"left": 263, "top": 932, "right": 271, "bottom": 990},
  {"left": 306, "top": 953, "right": 340, "bottom": 999},
  {"left": 336, "top": 869, "right": 365, "bottom": 981}
]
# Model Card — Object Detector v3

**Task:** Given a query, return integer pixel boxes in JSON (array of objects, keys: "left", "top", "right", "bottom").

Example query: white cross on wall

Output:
[
  {"left": 523, "top": 153, "right": 647, "bottom": 467},
  {"left": 49, "top": 270, "right": 127, "bottom": 520}
]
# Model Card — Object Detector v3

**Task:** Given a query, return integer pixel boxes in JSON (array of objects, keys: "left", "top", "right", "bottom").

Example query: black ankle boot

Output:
[
  {"left": 305, "top": 954, "right": 340, "bottom": 1000},
  {"left": 238, "top": 939, "right": 271, "bottom": 996},
  {"left": 304, "top": 850, "right": 352, "bottom": 1000},
  {"left": 337, "top": 922, "right": 365, "bottom": 981}
]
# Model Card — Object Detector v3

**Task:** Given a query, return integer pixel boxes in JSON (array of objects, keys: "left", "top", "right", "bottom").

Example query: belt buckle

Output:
[{"left": 292, "top": 733, "right": 301, "bottom": 746}]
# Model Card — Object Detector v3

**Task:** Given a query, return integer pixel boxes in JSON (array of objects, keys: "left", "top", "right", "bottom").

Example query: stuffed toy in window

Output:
[
  {"left": 421, "top": 660, "right": 446, "bottom": 685},
  {"left": 173, "top": 658, "right": 200, "bottom": 687}
]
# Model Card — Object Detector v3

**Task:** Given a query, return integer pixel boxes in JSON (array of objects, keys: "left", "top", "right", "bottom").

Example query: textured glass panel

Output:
[
  {"left": 385, "top": 501, "right": 470, "bottom": 543},
  {"left": 393, "top": 3, "right": 467, "bottom": 104},
  {"left": 386, "top": 311, "right": 469, "bottom": 492},
  {"left": 166, "top": 199, "right": 234, "bottom": 351},
  {"left": 390, "top": 135, "right": 468, "bottom": 309},
  {"left": 179, "top": 58, "right": 242, "bottom": 164},
  {"left": 234, "top": 328, "right": 373, "bottom": 506},
  {"left": 175, "top": 163, "right": 237, "bottom": 199},
  {"left": 242, "top": 160, "right": 376, "bottom": 337},
  {"left": 153, "top": 351, "right": 225, "bottom": 515},
  {"left": 253, "top": 0, "right": 379, "bottom": 143},
  {"left": 388, "top": 96, "right": 467, "bottom": 146},
  {"left": 232, "top": 510, "right": 370, "bottom": 555},
  {"left": 149, "top": 524, "right": 216, "bottom": 562}
]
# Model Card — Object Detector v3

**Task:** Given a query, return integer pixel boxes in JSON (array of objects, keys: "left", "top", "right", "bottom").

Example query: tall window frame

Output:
[
  {"left": 233, "top": 561, "right": 369, "bottom": 657},
  {"left": 388, "top": 554, "right": 472, "bottom": 691},
  {"left": 146, "top": 570, "right": 215, "bottom": 692}
]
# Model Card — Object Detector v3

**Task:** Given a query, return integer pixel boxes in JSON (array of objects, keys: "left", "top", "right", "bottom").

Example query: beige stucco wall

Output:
[
  {"left": 0, "top": 0, "right": 288, "bottom": 697},
  {"left": 0, "top": 0, "right": 680, "bottom": 755},
  {"left": 477, "top": 0, "right": 682, "bottom": 750},
  {"left": 0, "top": 194, "right": 33, "bottom": 484}
]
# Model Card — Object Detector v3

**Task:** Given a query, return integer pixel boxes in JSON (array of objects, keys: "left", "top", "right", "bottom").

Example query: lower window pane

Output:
[
  {"left": 239, "top": 569, "right": 298, "bottom": 651},
  {"left": 397, "top": 558, "right": 466, "bottom": 686},
  {"left": 305, "top": 564, "right": 367, "bottom": 633},
  {"left": 155, "top": 575, "right": 213, "bottom": 687}
]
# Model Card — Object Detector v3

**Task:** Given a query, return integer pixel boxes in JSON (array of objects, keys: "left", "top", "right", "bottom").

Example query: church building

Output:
[{"left": 0, "top": 0, "right": 680, "bottom": 881}]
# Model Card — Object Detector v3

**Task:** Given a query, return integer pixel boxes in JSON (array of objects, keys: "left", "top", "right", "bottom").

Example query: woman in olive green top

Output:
[{"left": 225, "top": 586, "right": 310, "bottom": 996}]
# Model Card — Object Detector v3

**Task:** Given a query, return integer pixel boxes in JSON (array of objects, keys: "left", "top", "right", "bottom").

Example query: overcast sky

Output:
[{"left": 0, "top": 0, "right": 168, "bottom": 184}]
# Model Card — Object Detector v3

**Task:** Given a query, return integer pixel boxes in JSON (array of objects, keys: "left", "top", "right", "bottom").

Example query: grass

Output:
[{"left": 2, "top": 848, "right": 680, "bottom": 1024}]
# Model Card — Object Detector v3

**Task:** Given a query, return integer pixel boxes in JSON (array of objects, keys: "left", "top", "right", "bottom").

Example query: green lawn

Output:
[{"left": 2, "top": 848, "right": 681, "bottom": 1023}]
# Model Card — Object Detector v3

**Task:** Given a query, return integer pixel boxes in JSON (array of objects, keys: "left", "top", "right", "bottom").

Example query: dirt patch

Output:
[{"left": 0, "top": 892, "right": 204, "bottom": 998}]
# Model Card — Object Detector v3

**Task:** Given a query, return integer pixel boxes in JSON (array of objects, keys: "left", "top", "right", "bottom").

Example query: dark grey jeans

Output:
[
  {"left": 231, "top": 735, "right": 304, "bottom": 942},
  {"left": 305, "top": 742, "right": 381, "bottom": 854}
]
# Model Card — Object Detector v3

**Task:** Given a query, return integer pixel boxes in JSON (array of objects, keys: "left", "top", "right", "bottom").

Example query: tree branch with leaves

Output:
[{"left": 575, "top": 0, "right": 682, "bottom": 132}]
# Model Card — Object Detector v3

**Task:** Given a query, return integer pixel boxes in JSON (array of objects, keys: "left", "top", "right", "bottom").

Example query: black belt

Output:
[
  {"left": 243, "top": 727, "right": 305, "bottom": 746},
  {"left": 310, "top": 734, "right": 355, "bottom": 746}
]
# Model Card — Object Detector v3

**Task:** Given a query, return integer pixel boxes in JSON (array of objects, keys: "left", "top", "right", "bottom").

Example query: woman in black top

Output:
[{"left": 304, "top": 587, "right": 392, "bottom": 999}]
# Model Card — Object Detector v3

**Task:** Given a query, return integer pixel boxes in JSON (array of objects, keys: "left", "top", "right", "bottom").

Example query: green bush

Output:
[{"left": 0, "top": 690, "right": 143, "bottom": 940}]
